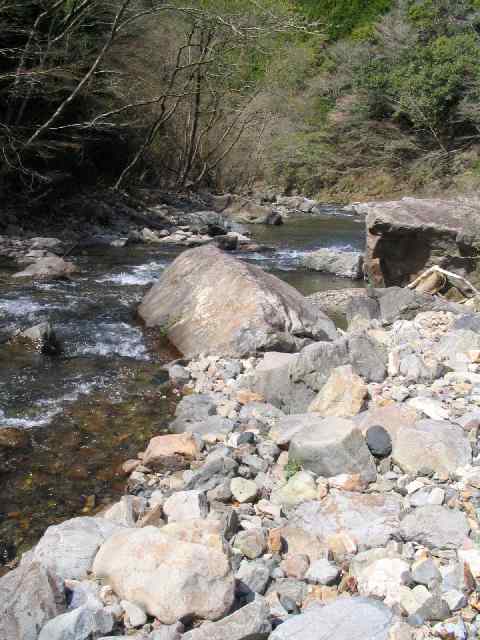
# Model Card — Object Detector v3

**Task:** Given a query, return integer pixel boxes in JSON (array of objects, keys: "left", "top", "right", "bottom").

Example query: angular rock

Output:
[
  {"left": 163, "top": 490, "right": 208, "bottom": 522},
  {"left": 0, "top": 560, "right": 65, "bottom": 640},
  {"left": 93, "top": 526, "right": 234, "bottom": 623},
  {"left": 289, "top": 417, "right": 376, "bottom": 482},
  {"left": 31, "top": 517, "right": 124, "bottom": 582},
  {"left": 38, "top": 604, "right": 114, "bottom": 640},
  {"left": 400, "top": 506, "right": 469, "bottom": 550},
  {"left": 231, "top": 477, "right": 258, "bottom": 503},
  {"left": 356, "top": 558, "right": 411, "bottom": 606},
  {"left": 270, "top": 471, "right": 319, "bottom": 507},
  {"left": 308, "top": 365, "right": 367, "bottom": 418},
  {"left": 292, "top": 491, "right": 402, "bottom": 550},
  {"left": 305, "top": 559, "right": 340, "bottom": 586},
  {"left": 236, "top": 560, "right": 271, "bottom": 596},
  {"left": 376, "top": 287, "right": 462, "bottom": 324},
  {"left": 393, "top": 420, "right": 471, "bottom": 476},
  {"left": 269, "top": 596, "right": 395, "bottom": 640},
  {"left": 138, "top": 245, "right": 337, "bottom": 357},
  {"left": 143, "top": 433, "right": 200, "bottom": 471},
  {"left": 301, "top": 249, "right": 364, "bottom": 279},
  {"left": 233, "top": 529, "right": 267, "bottom": 559},
  {"left": 182, "top": 597, "right": 271, "bottom": 640}
]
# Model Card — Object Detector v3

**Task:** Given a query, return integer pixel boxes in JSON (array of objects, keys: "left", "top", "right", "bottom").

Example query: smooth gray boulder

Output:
[
  {"left": 301, "top": 248, "right": 364, "bottom": 279},
  {"left": 0, "top": 560, "right": 65, "bottom": 640},
  {"left": 269, "top": 596, "right": 395, "bottom": 640},
  {"left": 30, "top": 516, "right": 124, "bottom": 582},
  {"left": 292, "top": 491, "right": 402, "bottom": 549},
  {"left": 138, "top": 245, "right": 337, "bottom": 358},
  {"left": 182, "top": 597, "right": 271, "bottom": 640},
  {"left": 400, "top": 506, "right": 470, "bottom": 550},
  {"left": 289, "top": 417, "right": 376, "bottom": 481}
]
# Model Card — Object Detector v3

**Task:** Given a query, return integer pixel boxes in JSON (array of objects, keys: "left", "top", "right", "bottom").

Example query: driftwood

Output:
[{"left": 407, "top": 265, "right": 480, "bottom": 298}]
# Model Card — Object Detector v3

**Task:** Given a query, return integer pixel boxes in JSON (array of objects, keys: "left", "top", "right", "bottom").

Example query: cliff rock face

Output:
[{"left": 360, "top": 197, "right": 480, "bottom": 286}]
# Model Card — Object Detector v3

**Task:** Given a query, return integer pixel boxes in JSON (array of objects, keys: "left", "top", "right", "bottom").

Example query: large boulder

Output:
[
  {"left": 92, "top": 526, "right": 235, "bottom": 623},
  {"left": 292, "top": 491, "right": 402, "bottom": 550},
  {"left": 363, "top": 197, "right": 480, "bottom": 287},
  {"left": 30, "top": 516, "right": 124, "bottom": 582},
  {"left": 269, "top": 596, "right": 396, "bottom": 640},
  {"left": 289, "top": 417, "right": 376, "bottom": 482},
  {"left": 0, "top": 560, "right": 65, "bottom": 640},
  {"left": 301, "top": 248, "right": 364, "bottom": 279},
  {"left": 138, "top": 246, "right": 337, "bottom": 358}
]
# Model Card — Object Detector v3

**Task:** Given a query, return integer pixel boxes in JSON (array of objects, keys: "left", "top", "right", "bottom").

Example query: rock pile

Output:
[{"left": 5, "top": 295, "right": 480, "bottom": 640}]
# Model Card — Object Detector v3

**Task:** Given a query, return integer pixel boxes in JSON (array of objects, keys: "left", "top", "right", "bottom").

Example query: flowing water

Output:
[{"left": 0, "top": 208, "right": 364, "bottom": 561}]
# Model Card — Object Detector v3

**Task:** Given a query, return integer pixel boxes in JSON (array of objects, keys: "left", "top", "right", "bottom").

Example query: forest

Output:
[{"left": 1, "top": 0, "right": 480, "bottom": 206}]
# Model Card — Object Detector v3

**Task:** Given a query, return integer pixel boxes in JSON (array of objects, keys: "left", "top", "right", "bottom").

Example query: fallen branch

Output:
[{"left": 407, "top": 265, "right": 480, "bottom": 297}]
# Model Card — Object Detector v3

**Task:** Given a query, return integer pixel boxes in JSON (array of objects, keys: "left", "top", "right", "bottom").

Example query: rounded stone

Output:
[{"left": 366, "top": 425, "right": 392, "bottom": 458}]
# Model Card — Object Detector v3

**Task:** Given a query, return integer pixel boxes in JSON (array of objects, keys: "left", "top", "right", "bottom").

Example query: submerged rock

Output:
[
  {"left": 13, "top": 256, "right": 78, "bottom": 279},
  {"left": 138, "top": 245, "right": 337, "bottom": 358}
]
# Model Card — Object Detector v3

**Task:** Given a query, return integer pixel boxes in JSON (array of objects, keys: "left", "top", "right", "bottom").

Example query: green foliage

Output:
[
  {"left": 284, "top": 458, "right": 303, "bottom": 481},
  {"left": 296, "top": 0, "right": 393, "bottom": 39}
]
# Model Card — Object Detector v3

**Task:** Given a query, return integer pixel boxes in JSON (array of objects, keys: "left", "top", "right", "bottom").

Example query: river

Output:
[{"left": 0, "top": 208, "right": 364, "bottom": 563}]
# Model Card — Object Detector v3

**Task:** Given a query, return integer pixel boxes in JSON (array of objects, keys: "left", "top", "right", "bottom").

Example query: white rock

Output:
[
  {"left": 356, "top": 558, "right": 411, "bottom": 606},
  {"left": 163, "top": 490, "right": 208, "bottom": 522},
  {"left": 306, "top": 559, "right": 340, "bottom": 585},
  {"left": 121, "top": 600, "right": 147, "bottom": 628},
  {"left": 230, "top": 477, "right": 258, "bottom": 503}
]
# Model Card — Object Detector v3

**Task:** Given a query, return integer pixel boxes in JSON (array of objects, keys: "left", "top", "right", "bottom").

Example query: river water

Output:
[{"left": 0, "top": 210, "right": 364, "bottom": 561}]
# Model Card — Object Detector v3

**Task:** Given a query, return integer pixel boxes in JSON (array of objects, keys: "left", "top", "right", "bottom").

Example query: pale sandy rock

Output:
[
  {"left": 308, "top": 365, "right": 367, "bottom": 417},
  {"left": 93, "top": 526, "right": 234, "bottom": 623}
]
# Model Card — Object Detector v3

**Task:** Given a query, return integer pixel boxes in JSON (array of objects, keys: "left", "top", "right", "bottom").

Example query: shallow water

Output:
[{"left": 0, "top": 207, "right": 364, "bottom": 559}]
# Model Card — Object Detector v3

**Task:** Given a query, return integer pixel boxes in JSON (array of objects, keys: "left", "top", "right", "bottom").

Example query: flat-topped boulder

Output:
[
  {"left": 301, "top": 248, "right": 364, "bottom": 279},
  {"left": 362, "top": 197, "right": 480, "bottom": 287},
  {"left": 138, "top": 245, "right": 337, "bottom": 357}
]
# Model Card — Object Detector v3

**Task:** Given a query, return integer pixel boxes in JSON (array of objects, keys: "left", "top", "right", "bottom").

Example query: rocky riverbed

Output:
[{"left": 4, "top": 194, "right": 480, "bottom": 640}]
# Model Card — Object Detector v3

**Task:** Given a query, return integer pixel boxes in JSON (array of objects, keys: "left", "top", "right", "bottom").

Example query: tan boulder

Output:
[
  {"left": 138, "top": 245, "right": 337, "bottom": 358},
  {"left": 308, "top": 365, "right": 367, "bottom": 417},
  {"left": 143, "top": 433, "right": 200, "bottom": 470},
  {"left": 93, "top": 526, "right": 234, "bottom": 623}
]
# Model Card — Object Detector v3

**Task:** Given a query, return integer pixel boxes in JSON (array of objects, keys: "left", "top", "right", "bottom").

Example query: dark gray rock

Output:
[
  {"left": 365, "top": 426, "right": 392, "bottom": 458},
  {"left": 289, "top": 417, "right": 376, "bottom": 481}
]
